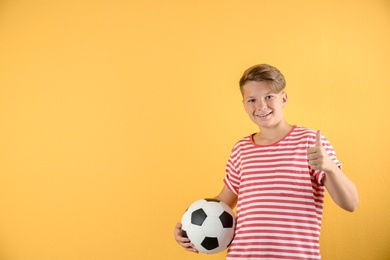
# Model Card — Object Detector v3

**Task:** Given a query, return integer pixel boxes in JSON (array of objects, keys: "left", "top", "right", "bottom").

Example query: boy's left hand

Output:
[{"left": 307, "top": 130, "right": 336, "bottom": 173}]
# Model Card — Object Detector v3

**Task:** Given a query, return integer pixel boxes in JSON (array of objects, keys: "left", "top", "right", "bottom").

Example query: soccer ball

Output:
[{"left": 181, "top": 198, "right": 236, "bottom": 254}]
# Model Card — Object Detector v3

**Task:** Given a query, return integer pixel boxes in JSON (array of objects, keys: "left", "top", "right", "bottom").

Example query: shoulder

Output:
[
  {"left": 230, "top": 134, "right": 254, "bottom": 152},
  {"left": 290, "top": 125, "right": 316, "bottom": 139},
  {"left": 285, "top": 125, "right": 319, "bottom": 147},
  {"left": 292, "top": 125, "right": 316, "bottom": 136},
  {"left": 233, "top": 134, "right": 252, "bottom": 147},
  {"left": 292, "top": 126, "right": 335, "bottom": 148}
]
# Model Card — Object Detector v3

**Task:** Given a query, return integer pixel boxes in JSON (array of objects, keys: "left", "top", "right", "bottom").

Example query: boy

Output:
[{"left": 174, "top": 64, "right": 359, "bottom": 259}]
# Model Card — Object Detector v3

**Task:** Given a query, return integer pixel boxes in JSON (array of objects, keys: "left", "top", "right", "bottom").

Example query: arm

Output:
[
  {"left": 307, "top": 131, "right": 359, "bottom": 212},
  {"left": 321, "top": 163, "right": 359, "bottom": 212},
  {"left": 214, "top": 185, "right": 238, "bottom": 209}
]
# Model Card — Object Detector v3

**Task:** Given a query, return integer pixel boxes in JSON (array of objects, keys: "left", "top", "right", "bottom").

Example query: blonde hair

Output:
[{"left": 239, "top": 64, "right": 286, "bottom": 94}]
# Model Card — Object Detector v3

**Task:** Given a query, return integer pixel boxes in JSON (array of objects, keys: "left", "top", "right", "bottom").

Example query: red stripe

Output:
[{"left": 224, "top": 126, "right": 340, "bottom": 259}]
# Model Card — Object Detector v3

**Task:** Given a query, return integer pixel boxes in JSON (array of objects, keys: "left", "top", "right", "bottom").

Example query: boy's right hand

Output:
[{"left": 174, "top": 222, "right": 199, "bottom": 254}]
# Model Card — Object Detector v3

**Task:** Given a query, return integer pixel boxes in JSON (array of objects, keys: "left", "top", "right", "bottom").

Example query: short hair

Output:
[{"left": 239, "top": 64, "right": 286, "bottom": 94}]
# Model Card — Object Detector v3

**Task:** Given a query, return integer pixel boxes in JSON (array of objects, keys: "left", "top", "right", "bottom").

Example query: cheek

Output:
[
  {"left": 243, "top": 104, "right": 254, "bottom": 114},
  {"left": 272, "top": 99, "right": 285, "bottom": 108},
  {"left": 243, "top": 106, "right": 250, "bottom": 113}
]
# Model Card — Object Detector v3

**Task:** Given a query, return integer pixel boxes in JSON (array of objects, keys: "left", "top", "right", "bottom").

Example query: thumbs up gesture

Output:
[{"left": 307, "top": 130, "right": 334, "bottom": 172}]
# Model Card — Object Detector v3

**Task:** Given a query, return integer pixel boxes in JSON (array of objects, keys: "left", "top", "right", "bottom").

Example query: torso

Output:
[{"left": 223, "top": 126, "right": 341, "bottom": 259}]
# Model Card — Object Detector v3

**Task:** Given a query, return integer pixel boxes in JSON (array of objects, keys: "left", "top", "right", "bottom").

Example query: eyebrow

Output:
[{"left": 244, "top": 92, "right": 275, "bottom": 99}]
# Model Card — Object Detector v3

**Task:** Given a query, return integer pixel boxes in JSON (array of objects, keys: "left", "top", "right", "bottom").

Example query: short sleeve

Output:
[
  {"left": 223, "top": 142, "right": 244, "bottom": 195},
  {"left": 224, "top": 156, "right": 240, "bottom": 195}
]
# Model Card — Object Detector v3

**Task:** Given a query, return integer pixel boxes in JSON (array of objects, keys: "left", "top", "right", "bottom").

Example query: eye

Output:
[
  {"left": 265, "top": 95, "right": 274, "bottom": 100},
  {"left": 247, "top": 98, "right": 256, "bottom": 103}
]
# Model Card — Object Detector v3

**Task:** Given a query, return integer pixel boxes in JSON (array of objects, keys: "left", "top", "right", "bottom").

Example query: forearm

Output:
[{"left": 323, "top": 165, "right": 359, "bottom": 212}]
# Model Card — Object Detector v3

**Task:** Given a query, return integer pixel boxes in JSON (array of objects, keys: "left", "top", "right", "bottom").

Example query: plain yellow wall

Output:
[{"left": 0, "top": 1, "right": 389, "bottom": 259}]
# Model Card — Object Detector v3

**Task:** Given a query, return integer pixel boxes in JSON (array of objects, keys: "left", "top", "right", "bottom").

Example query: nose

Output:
[{"left": 256, "top": 100, "right": 267, "bottom": 110}]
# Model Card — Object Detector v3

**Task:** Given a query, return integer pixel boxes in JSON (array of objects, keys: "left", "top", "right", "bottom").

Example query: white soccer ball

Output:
[{"left": 181, "top": 198, "right": 236, "bottom": 254}]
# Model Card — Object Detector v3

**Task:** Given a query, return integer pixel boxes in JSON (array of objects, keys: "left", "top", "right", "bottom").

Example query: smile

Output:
[{"left": 256, "top": 111, "right": 272, "bottom": 118}]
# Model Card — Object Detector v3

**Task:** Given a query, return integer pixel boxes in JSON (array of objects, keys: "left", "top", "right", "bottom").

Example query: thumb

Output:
[{"left": 315, "top": 130, "right": 322, "bottom": 147}]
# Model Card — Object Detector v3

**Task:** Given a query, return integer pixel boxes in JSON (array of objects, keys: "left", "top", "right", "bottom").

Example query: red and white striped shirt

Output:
[{"left": 224, "top": 126, "right": 341, "bottom": 260}]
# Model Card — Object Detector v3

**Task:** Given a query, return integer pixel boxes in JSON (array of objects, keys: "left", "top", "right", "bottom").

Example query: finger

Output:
[
  {"left": 179, "top": 240, "right": 193, "bottom": 247},
  {"left": 307, "top": 147, "right": 317, "bottom": 154},
  {"left": 179, "top": 240, "right": 198, "bottom": 253},
  {"left": 315, "top": 130, "right": 322, "bottom": 147},
  {"left": 174, "top": 223, "right": 181, "bottom": 236},
  {"left": 184, "top": 245, "right": 199, "bottom": 253},
  {"left": 307, "top": 153, "right": 317, "bottom": 160},
  {"left": 174, "top": 223, "right": 188, "bottom": 241},
  {"left": 184, "top": 242, "right": 199, "bottom": 253},
  {"left": 177, "top": 234, "right": 191, "bottom": 243},
  {"left": 187, "top": 247, "right": 199, "bottom": 254}
]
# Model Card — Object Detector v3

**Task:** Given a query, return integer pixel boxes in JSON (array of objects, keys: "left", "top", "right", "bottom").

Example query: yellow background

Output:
[{"left": 0, "top": 1, "right": 389, "bottom": 259}]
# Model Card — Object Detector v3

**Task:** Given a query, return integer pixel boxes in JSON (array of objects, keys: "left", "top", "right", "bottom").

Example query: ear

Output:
[{"left": 282, "top": 92, "right": 288, "bottom": 107}]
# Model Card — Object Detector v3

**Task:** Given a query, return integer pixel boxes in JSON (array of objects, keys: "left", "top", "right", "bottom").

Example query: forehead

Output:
[{"left": 242, "top": 81, "right": 274, "bottom": 96}]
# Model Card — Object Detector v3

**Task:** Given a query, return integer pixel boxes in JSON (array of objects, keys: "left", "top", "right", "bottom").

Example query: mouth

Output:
[{"left": 256, "top": 111, "right": 272, "bottom": 118}]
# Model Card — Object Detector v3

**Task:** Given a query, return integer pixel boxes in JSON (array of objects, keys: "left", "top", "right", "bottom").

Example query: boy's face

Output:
[{"left": 242, "top": 81, "right": 287, "bottom": 130}]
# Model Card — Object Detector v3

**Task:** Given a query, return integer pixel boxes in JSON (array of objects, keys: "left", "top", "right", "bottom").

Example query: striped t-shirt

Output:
[{"left": 224, "top": 125, "right": 341, "bottom": 260}]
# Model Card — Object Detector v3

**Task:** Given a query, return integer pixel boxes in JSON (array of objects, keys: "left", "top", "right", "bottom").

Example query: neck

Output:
[{"left": 255, "top": 121, "right": 293, "bottom": 145}]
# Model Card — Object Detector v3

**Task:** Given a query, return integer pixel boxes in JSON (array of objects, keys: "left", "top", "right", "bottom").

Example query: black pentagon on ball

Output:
[
  {"left": 219, "top": 211, "right": 234, "bottom": 228},
  {"left": 201, "top": 237, "right": 219, "bottom": 250},
  {"left": 191, "top": 208, "right": 207, "bottom": 226}
]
